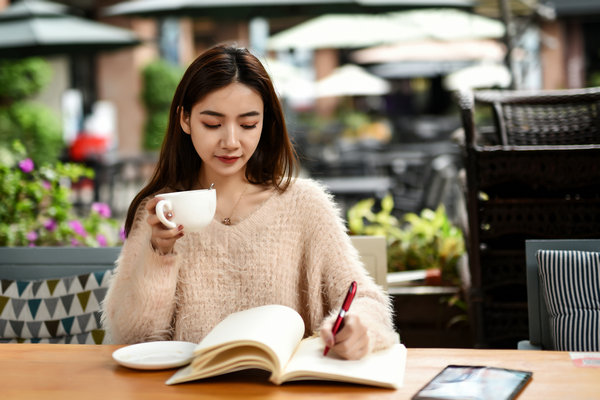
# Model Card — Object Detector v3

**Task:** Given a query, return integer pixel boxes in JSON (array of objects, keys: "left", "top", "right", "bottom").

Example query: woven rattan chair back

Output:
[{"left": 473, "top": 88, "right": 600, "bottom": 146}]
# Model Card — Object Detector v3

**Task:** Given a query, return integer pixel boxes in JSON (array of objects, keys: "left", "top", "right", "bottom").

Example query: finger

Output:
[
  {"left": 145, "top": 197, "right": 161, "bottom": 212},
  {"left": 147, "top": 211, "right": 177, "bottom": 230},
  {"left": 320, "top": 326, "right": 335, "bottom": 349},
  {"left": 147, "top": 213, "right": 161, "bottom": 226},
  {"left": 150, "top": 226, "right": 184, "bottom": 252},
  {"left": 333, "top": 314, "right": 360, "bottom": 341},
  {"left": 330, "top": 315, "right": 369, "bottom": 357},
  {"left": 337, "top": 341, "right": 368, "bottom": 360},
  {"left": 154, "top": 224, "right": 183, "bottom": 238},
  {"left": 331, "top": 332, "right": 369, "bottom": 360}
]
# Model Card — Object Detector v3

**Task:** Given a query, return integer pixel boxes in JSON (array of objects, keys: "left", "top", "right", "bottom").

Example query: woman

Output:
[{"left": 102, "top": 44, "right": 398, "bottom": 360}]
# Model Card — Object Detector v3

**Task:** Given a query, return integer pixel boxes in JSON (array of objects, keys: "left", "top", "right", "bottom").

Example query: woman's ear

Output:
[{"left": 180, "top": 109, "right": 191, "bottom": 134}]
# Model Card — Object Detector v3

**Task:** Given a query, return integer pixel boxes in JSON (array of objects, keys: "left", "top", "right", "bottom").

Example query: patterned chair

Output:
[
  {"left": 0, "top": 247, "right": 120, "bottom": 344},
  {"left": 519, "top": 239, "right": 600, "bottom": 351}
]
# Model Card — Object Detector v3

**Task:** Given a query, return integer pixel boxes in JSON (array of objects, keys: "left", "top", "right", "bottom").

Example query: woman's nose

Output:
[{"left": 221, "top": 124, "right": 240, "bottom": 148}]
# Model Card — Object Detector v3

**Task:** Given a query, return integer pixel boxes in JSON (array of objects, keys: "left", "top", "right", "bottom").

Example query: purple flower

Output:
[
  {"left": 44, "top": 219, "right": 57, "bottom": 232},
  {"left": 119, "top": 226, "right": 126, "bottom": 241},
  {"left": 71, "top": 238, "right": 80, "bottom": 246},
  {"left": 18, "top": 158, "right": 34, "bottom": 173},
  {"left": 96, "top": 234, "right": 107, "bottom": 247},
  {"left": 42, "top": 181, "right": 52, "bottom": 190},
  {"left": 26, "top": 230, "right": 38, "bottom": 242},
  {"left": 68, "top": 220, "right": 87, "bottom": 236},
  {"left": 92, "top": 202, "right": 111, "bottom": 218}
]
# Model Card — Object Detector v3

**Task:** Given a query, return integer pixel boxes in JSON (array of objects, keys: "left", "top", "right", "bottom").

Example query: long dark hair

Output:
[{"left": 124, "top": 44, "right": 298, "bottom": 236}]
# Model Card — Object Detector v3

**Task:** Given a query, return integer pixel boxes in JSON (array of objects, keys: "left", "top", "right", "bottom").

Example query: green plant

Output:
[
  {"left": 348, "top": 195, "right": 465, "bottom": 284},
  {"left": 144, "top": 110, "right": 170, "bottom": 150},
  {"left": 0, "top": 58, "right": 63, "bottom": 165},
  {"left": 348, "top": 194, "right": 402, "bottom": 239},
  {"left": 0, "top": 140, "right": 124, "bottom": 247},
  {"left": 391, "top": 207, "right": 464, "bottom": 284},
  {"left": 141, "top": 60, "right": 183, "bottom": 151},
  {"left": 588, "top": 70, "right": 600, "bottom": 87},
  {"left": 0, "top": 58, "right": 52, "bottom": 102},
  {"left": 0, "top": 101, "right": 63, "bottom": 165}
]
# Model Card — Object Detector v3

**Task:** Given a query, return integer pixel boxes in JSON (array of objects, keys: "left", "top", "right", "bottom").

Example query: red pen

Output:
[{"left": 323, "top": 281, "right": 357, "bottom": 356}]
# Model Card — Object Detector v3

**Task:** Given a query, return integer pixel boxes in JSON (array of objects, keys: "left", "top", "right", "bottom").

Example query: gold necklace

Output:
[{"left": 222, "top": 184, "right": 249, "bottom": 226}]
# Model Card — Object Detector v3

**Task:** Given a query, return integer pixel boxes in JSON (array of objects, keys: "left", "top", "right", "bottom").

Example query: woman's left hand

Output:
[{"left": 320, "top": 313, "right": 370, "bottom": 360}]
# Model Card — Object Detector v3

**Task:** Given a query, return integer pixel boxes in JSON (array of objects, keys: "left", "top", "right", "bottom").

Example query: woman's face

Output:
[{"left": 180, "top": 82, "right": 264, "bottom": 180}]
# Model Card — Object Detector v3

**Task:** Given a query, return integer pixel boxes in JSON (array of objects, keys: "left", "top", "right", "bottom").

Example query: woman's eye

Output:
[
  {"left": 242, "top": 124, "right": 257, "bottom": 130},
  {"left": 203, "top": 123, "right": 220, "bottom": 129}
]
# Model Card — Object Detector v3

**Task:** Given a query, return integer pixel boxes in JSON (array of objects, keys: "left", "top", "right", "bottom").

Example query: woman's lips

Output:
[{"left": 216, "top": 156, "right": 240, "bottom": 164}]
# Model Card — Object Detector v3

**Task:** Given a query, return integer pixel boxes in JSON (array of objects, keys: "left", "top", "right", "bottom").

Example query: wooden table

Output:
[{"left": 0, "top": 344, "right": 598, "bottom": 399}]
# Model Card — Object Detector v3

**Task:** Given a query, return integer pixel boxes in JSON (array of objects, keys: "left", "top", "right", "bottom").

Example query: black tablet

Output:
[{"left": 412, "top": 365, "right": 533, "bottom": 400}]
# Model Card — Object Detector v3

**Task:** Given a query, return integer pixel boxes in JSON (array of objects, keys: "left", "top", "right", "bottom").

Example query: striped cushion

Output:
[
  {"left": 537, "top": 250, "right": 600, "bottom": 351},
  {"left": 0, "top": 269, "right": 113, "bottom": 344}
]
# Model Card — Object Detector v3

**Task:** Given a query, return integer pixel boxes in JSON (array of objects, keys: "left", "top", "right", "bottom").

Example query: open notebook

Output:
[{"left": 166, "top": 304, "right": 406, "bottom": 389}]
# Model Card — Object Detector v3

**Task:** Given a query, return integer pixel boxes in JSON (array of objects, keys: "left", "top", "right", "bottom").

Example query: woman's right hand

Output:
[{"left": 145, "top": 197, "right": 184, "bottom": 255}]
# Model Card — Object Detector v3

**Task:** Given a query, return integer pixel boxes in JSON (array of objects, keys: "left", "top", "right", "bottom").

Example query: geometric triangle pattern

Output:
[{"left": 0, "top": 269, "right": 113, "bottom": 344}]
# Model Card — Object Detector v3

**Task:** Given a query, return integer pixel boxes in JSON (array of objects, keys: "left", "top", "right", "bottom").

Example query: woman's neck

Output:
[{"left": 197, "top": 170, "right": 248, "bottom": 193}]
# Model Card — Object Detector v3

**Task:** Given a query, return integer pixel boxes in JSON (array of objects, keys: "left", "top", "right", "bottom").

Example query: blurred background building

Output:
[
  {"left": 2, "top": 0, "right": 600, "bottom": 244},
  {"left": 2, "top": 0, "right": 599, "bottom": 212}
]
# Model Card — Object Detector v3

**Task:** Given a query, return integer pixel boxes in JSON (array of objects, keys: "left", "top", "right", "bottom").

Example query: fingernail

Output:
[{"left": 177, "top": 225, "right": 183, "bottom": 231}]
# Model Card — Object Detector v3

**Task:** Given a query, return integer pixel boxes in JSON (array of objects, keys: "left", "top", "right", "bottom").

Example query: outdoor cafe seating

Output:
[
  {"left": 0, "top": 247, "right": 119, "bottom": 344},
  {"left": 456, "top": 87, "right": 600, "bottom": 349},
  {"left": 520, "top": 239, "right": 600, "bottom": 352}
]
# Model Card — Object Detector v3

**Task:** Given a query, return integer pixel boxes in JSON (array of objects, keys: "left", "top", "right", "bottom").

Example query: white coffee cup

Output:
[{"left": 155, "top": 189, "right": 216, "bottom": 232}]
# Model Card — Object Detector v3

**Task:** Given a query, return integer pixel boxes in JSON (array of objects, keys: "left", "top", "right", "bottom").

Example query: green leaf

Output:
[{"left": 381, "top": 194, "right": 394, "bottom": 213}]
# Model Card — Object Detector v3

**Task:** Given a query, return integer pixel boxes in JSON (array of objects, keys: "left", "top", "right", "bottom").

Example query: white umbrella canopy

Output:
[
  {"left": 103, "top": 0, "right": 476, "bottom": 19},
  {"left": 268, "top": 14, "right": 422, "bottom": 51},
  {"left": 443, "top": 63, "right": 512, "bottom": 91},
  {"left": 352, "top": 39, "right": 506, "bottom": 63},
  {"left": 316, "top": 64, "right": 391, "bottom": 98},
  {"left": 390, "top": 8, "right": 505, "bottom": 41},
  {"left": 260, "top": 57, "right": 315, "bottom": 103},
  {"left": 267, "top": 8, "right": 504, "bottom": 51},
  {"left": 0, "top": 0, "right": 141, "bottom": 58}
]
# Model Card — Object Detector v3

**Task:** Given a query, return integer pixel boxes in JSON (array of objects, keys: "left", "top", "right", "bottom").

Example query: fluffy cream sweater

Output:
[{"left": 102, "top": 178, "right": 398, "bottom": 352}]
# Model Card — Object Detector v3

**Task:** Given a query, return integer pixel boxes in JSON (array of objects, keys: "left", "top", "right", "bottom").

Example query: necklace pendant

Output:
[{"left": 222, "top": 217, "right": 231, "bottom": 225}]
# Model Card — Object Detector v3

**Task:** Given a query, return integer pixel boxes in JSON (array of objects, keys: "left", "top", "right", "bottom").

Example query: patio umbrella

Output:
[
  {"left": 103, "top": 0, "right": 476, "bottom": 19},
  {"left": 267, "top": 8, "right": 504, "bottom": 51},
  {"left": 0, "top": 0, "right": 141, "bottom": 58},
  {"left": 390, "top": 8, "right": 505, "bottom": 41},
  {"left": 260, "top": 57, "right": 315, "bottom": 102},
  {"left": 268, "top": 14, "right": 422, "bottom": 51},
  {"left": 443, "top": 62, "right": 512, "bottom": 90},
  {"left": 316, "top": 64, "right": 391, "bottom": 98},
  {"left": 352, "top": 39, "right": 506, "bottom": 63}
]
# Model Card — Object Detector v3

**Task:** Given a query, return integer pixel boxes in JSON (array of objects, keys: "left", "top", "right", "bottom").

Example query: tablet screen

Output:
[{"left": 412, "top": 365, "right": 533, "bottom": 400}]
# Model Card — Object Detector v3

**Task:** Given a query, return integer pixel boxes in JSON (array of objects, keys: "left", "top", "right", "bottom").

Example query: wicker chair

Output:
[
  {"left": 472, "top": 88, "right": 600, "bottom": 146},
  {"left": 455, "top": 87, "right": 600, "bottom": 348}
]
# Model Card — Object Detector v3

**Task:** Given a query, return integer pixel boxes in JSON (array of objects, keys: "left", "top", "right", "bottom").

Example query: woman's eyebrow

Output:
[
  {"left": 198, "top": 110, "right": 260, "bottom": 118},
  {"left": 199, "top": 110, "right": 223, "bottom": 117},
  {"left": 239, "top": 111, "right": 261, "bottom": 118}
]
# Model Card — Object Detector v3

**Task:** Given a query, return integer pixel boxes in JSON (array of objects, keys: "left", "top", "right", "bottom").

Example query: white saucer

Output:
[{"left": 112, "top": 341, "right": 197, "bottom": 370}]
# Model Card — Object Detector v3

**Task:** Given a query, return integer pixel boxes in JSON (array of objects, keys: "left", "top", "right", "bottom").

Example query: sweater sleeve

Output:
[
  {"left": 301, "top": 180, "right": 399, "bottom": 353},
  {"left": 101, "top": 198, "right": 181, "bottom": 344}
]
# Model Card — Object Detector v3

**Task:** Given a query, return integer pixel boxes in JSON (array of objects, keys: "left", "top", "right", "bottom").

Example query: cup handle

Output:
[{"left": 155, "top": 199, "right": 177, "bottom": 229}]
